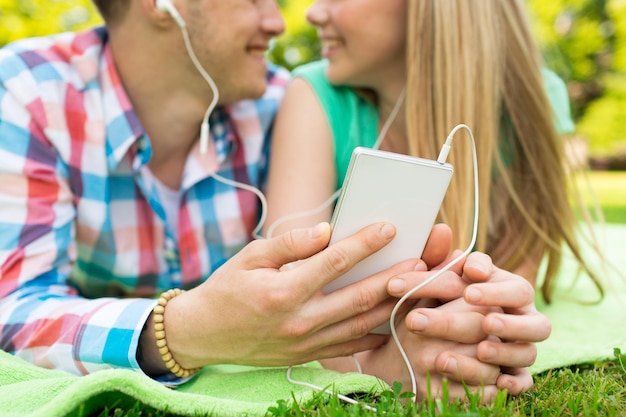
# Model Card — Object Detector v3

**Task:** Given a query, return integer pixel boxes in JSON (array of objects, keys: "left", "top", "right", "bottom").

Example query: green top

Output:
[{"left": 293, "top": 60, "right": 575, "bottom": 188}]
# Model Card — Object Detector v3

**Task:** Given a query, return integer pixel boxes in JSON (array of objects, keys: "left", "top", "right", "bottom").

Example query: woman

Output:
[
  {"left": 266, "top": 0, "right": 601, "bottom": 301},
  {"left": 265, "top": 0, "right": 593, "bottom": 401}
]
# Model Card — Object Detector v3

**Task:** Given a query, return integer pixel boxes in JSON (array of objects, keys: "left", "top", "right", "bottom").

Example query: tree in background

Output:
[
  {"left": 530, "top": 0, "right": 626, "bottom": 162},
  {"left": 269, "top": 0, "right": 319, "bottom": 71},
  {"left": 575, "top": 0, "right": 626, "bottom": 163},
  {"left": 0, "top": 0, "right": 101, "bottom": 46}
]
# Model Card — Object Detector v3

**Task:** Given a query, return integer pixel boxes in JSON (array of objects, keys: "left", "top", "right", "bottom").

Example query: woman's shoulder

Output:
[
  {"left": 291, "top": 60, "right": 342, "bottom": 99},
  {"left": 541, "top": 68, "right": 575, "bottom": 134},
  {"left": 292, "top": 60, "right": 328, "bottom": 79}
]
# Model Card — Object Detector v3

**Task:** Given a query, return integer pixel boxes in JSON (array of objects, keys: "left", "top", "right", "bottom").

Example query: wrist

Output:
[
  {"left": 153, "top": 289, "right": 200, "bottom": 377},
  {"left": 137, "top": 311, "right": 169, "bottom": 377}
]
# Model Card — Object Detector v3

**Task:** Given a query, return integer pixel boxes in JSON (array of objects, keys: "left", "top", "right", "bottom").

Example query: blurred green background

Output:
[{"left": 1, "top": 0, "right": 625, "bottom": 165}]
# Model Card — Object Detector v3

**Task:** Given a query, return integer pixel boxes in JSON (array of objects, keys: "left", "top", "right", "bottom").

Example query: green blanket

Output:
[
  {"left": 531, "top": 222, "right": 626, "bottom": 373},
  {"left": 0, "top": 223, "right": 624, "bottom": 416},
  {"left": 0, "top": 357, "right": 386, "bottom": 416}
]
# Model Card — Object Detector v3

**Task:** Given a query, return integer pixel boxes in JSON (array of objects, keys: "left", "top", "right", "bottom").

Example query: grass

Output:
[
  {"left": 90, "top": 352, "right": 626, "bottom": 417},
  {"left": 87, "top": 170, "right": 626, "bottom": 417},
  {"left": 574, "top": 170, "right": 626, "bottom": 223},
  {"left": 265, "top": 351, "right": 626, "bottom": 417},
  {"left": 280, "top": 350, "right": 626, "bottom": 417}
]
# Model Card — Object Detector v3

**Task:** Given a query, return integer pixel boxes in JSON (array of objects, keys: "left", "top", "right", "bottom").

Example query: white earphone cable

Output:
[
  {"left": 264, "top": 189, "right": 342, "bottom": 239},
  {"left": 373, "top": 88, "right": 406, "bottom": 150},
  {"left": 179, "top": 24, "right": 219, "bottom": 155},
  {"left": 388, "top": 124, "right": 479, "bottom": 397},
  {"left": 176, "top": 14, "right": 269, "bottom": 240}
]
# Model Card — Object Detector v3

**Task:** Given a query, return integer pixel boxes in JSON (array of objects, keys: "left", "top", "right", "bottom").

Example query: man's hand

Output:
[{"left": 144, "top": 222, "right": 425, "bottom": 372}]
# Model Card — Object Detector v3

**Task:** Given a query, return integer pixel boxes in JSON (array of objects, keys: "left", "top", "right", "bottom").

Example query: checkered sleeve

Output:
[
  {"left": 0, "top": 50, "right": 156, "bottom": 376},
  {"left": 0, "top": 285, "right": 157, "bottom": 375}
]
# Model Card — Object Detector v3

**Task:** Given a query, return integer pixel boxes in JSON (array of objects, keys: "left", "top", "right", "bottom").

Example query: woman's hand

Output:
[
  {"left": 355, "top": 296, "right": 503, "bottom": 402},
  {"left": 459, "top": 252, "right": 551, "bottom": 394},
  {"left": 386, "top": 250, "right": 551, "bottom": 398}
]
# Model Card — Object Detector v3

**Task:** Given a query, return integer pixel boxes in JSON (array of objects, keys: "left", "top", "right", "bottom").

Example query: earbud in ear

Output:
[{"left": 156, "top": 0, "right": 186, "bottom": 28}]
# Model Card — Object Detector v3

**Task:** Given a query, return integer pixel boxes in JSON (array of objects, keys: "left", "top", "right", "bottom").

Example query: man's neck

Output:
[{"left": 107, "top": 23, "right": 214, "bottom": 180}]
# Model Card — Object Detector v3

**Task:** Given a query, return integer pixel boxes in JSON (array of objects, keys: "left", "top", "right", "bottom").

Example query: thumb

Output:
[{"left": 241, "top": 222, "right": 332, "bottom": 269}]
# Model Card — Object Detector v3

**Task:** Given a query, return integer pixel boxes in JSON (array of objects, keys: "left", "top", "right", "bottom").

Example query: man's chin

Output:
[
  {"left": 237, "top": 84, "right": 267, "bottom": 101},
  {"left": 248, "top": 86, "right": 267, "bottom": 100}
]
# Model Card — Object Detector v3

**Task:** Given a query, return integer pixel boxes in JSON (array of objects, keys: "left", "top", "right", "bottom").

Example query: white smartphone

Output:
[{"left": 323, "top": 147, "right": 454, "bottom": 333}]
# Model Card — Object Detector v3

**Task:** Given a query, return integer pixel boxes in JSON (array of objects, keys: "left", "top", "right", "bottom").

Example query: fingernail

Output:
[
  {"left": 502, "top": 380, "right": 514, "bottom": 392},
  {"left": 443, "top": 357, "right": 458, "bottom": 373},
  {"left": 465, "top": 287, "right": 482, "bottom": 303},
  {"left": 388, "top": 278, "right": 406, "bottom": 294},
  {"left": 413, "top": 260, "right": 427, "bottom": 271},
  {"left": 410, "top": 313, "right": 428, "bottom": 331},
  {"left": 482, "top": 345, "right": 497, "bottom": 360},
  {"left": 380, "top": 223, "right": 395, "bottom": 239},
  {"left": 468, "top": 259, "right": 489, "bottom": 275},
  {"left": 309, "top": 223, "right": 324, "bottom": 239},
  {"left": 489, "top": 317, "right": 504, "bottom": 333}
]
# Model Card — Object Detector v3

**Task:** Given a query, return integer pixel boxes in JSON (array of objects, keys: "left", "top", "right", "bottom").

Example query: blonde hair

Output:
[{"left": 405, "top": 0, "right": 601, "bottom": 302}]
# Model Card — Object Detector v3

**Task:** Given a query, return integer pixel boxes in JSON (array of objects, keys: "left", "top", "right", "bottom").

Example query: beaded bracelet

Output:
[{"left": 153, "top": 288, "right": 200, "bottom": 378}]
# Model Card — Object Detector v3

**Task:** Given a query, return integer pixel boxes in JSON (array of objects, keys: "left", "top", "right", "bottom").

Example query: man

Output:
[{"left": 0, "top": 0, "right": 549, "bottom": 400}]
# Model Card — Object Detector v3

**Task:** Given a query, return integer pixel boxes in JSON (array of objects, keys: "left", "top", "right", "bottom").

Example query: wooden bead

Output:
[
  {"left": 170, "top": 363, "right": 181, "bottom": 374},
  {"left": 153, "top": 289, "right": 198, "bottom": 378}
]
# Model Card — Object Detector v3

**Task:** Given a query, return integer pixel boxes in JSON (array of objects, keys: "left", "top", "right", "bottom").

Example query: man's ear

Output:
[
  {"left": 155, "top": 0, "right": 186, "bottom": 28},
  {"left": 140, "top": 0, "right": 183, "bottom": 28}
]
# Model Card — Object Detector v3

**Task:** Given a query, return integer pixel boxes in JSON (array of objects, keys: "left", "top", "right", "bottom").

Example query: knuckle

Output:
[
  {"left": 473, "top": 363, "right": 500, "bottom": 386},
  {"left": 362, "top": 232, "right": 383, "bottom": 253},
  {"left": 351, "top": 285, "right": 378, "bottom": 314},
  {"left": 519, "top": 280, "right": 535, "bottom": 303},
  {"left": 444, "top": 270, "right": 466, "bottom": 290},
  {"left": 425, "top": 310, "right": 452, "bottom": 335},
  {"left": 452, "top": 356, "right": 481, "bottom": 381},
  {"left": 349, "top": 316, "right": 370, "bottom": 339},
  {"left": 487, "top": 364, "right": 502, "bottom": 383},
  {"left": 244, "top": 237, "right": 265, "bottom": 254},
  {"left": 324, "top": 246, "right": 352, "bottom": 275},
  {"left": 443, "top": 311, "right": 458, "bottom": 332},
  {"left": 262, "top": 287, "right": 298, "bottom": 311},
  {"left": 470, "top": 251, "right": 491, "bottom": 264},
  {"left": 527, "top": 343, "right": 538, "bottom": 364},
  {"left": 280, "top": 319, "right": 312, "bottom": 339},
  {"left": 279, "top": 230, "right": 297, "bottom": 252},
  {"left": 542, "top": 319, "right": 552, "bottom": 339}
]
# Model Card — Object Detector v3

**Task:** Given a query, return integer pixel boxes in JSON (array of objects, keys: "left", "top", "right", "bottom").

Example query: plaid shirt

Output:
[{"left": 0, "top": 27, "right": 289, "bottom": 378}]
